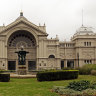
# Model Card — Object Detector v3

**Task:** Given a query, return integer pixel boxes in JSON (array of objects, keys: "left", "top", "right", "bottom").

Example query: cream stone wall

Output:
[{"left": 0, "top": 13, "right": 95, "bottom": 71}]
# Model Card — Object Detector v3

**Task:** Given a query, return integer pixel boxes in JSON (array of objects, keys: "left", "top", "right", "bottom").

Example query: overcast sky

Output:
[{"left": 0, "top": 0, "right": 96, "bottom": 41}]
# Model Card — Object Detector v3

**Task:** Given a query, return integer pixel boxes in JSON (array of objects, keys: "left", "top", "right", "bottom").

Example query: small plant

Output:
[
  {"left": 82, "top": 88, "right": 96, "bottom": 96},
  {"left": 66, "top": 80, "right": 96, "bottom": 93},
  {"left": 67, "top": 80, "right": 90, "bottom": 91},
  {"left": 90, "top": 82, "right": 96, "bottom": 89},
  {"left": 53, "top": 86, "right": 96, "bottom": 96}
]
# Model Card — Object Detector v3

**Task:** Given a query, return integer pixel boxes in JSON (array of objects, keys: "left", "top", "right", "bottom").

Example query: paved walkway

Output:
[{"left": 10, "top": 74, "right": 36, "bottom": 78}]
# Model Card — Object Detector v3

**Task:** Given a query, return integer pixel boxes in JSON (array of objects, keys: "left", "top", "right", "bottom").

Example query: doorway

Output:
[
  {"left": 28, "top": 61, "right": 36, "bottom": 70},
  {"left": 67, "top": 60, "right": 74, "bottom": 68},
  {"left": 61, "top": 60, "right": 64, "bottom": 69},
  {"left": 8, "top": 61, "right": 16, "bottom": 70}
]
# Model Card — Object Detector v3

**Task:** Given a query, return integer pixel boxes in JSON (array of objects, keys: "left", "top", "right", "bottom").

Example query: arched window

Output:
[
  {"left": 8, "top": 30, "right": 36, "bottom": 48},
  {"left": 49, "top": 55, "right": 55, "bottom": 58}
]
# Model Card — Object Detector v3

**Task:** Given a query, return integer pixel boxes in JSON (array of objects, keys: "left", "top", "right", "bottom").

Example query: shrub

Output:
[
  {"left": 53, "top": 86, "right": 96, "bottom": 96},
  {"left": 67, "top": 80, "right": 96, "bottom": 91},
  {"left": 77, "top": 64, "right": 96, "bottom": 75},
  {"left": 37, "top": 70, "right": 79, "bottom": 81},
  {"left": 90, "top": 82, "right": 96, "bottom": 89},
  {"left": 58, "top": 88, "right": 81, "bottom": 96},
  {"left": 82, "top": 88, "right": 96, "bottom": 96},
  {"left": 0, "top": 74, "right": 10, "bottom": 82},
  {"left": 53, "top": 80, "right": 96, "bottom": 96},
  {"left": 91, "top": 70, "right": 96, "bottom": 76},
  {"left": 52, "top": 86, "right": 65, "bottom": 93},
  {"left": 67, "top": 80, "right": 90, "bottom": 91},
  {"left": 52, "top": 86, "right": 82, "bottom": 96}
]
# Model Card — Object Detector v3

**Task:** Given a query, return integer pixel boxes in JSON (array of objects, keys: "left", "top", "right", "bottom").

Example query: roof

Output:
[
  {"left": 0, "top": 12, "right": 47, "bottom": 35},
  {"left": 73, "top": 26, "right": 95, "bottom": 36}
]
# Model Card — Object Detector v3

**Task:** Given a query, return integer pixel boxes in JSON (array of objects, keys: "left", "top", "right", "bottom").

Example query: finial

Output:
[
  {"left": 20, "top": 11, "right": 23, "bottom": 16},
  {"left": 56, "top": 35, "right": 58, "bottom": 39},
  {"left": 3, "top": 23, "right": 5, "bottom": 26},
  {"left": 44, "top": 23, "right": 46, "bottom": 26}
]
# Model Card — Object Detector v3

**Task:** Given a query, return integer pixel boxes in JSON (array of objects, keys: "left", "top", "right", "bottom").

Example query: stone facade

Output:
[{"left": 0, "top": 12, "right": 96, "bottom": 71}]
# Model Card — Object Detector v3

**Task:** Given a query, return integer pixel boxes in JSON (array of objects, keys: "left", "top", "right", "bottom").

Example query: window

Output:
[
  {"left": 49, "top": 55, "right": 55, "bottom": 58},
  {"left": 65, "top": 44, "right": 72, "bottom": 47},
  {"left": 39, "top": 63, "right": 41, "bottom": 66},
  {"left": 84, "top": 60, "right": 92, "bottom": 64},
  {"left": 84, "top": 42, "right": 86, "bottom": 46},
  {"left": 89, "top": 42, "right": 91, "bottom": 46},
  {"left": 44, "top": 63, "right": 46, "bottom": 66},
  {"left": 87, "top": 42, "right": 88, "bottom": 46},
  {"left": 84, "top": 42, "right": 91, "bottom": 46}
]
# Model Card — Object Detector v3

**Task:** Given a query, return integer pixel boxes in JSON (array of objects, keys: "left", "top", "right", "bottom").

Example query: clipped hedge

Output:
[
  {"left": 0, "top": 74, "right": 10, "bottom": 82},
  {"left": 37, "top": 70, "right": 79, "bottom": 81}
]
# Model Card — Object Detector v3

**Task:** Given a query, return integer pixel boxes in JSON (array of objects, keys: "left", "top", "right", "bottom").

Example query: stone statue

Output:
[{"left": 15, "top": 46, "right": 29, "bottom": 65}]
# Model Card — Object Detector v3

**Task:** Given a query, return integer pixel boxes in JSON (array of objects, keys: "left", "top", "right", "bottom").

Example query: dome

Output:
[{"left": 74, "top": 26, "right": 95, "bottom": 36}]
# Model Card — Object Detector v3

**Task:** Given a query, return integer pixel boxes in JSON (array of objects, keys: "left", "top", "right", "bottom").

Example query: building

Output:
[{"left": 0, "top": 12, "right": 95, "bottom": 71}]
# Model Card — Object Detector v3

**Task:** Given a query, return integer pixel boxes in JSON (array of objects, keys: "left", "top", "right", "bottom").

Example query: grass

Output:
[{"left": 0, "top": 75, "right": 96, "bottom": 96}]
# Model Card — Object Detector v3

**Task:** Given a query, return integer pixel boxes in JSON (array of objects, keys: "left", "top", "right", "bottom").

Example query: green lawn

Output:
[{"left": 0, "top": 75, "right": 96, "bottom": 96}]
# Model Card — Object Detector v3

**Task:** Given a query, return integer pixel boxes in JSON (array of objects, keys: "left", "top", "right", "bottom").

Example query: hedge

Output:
[
  {"left": 0, "top": 74, "right": 10, "bottom": 82},
  {"left": 0, "top": 70, "right": 16, "bottom": 73},
  {"left": 37, "top": 70, "right": 79, "bottom": 81}
]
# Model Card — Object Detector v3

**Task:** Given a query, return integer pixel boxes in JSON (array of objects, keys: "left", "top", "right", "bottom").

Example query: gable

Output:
[{"left": 0, "top": 16, "right": 48, "bottom": 36}]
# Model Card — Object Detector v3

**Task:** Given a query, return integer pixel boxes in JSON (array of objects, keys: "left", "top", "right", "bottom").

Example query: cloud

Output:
[{"left": 0, "top": 0, "right": 96, "bottom": 40}]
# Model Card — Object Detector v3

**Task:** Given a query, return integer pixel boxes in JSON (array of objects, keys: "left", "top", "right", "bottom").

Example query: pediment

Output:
[{"left": 0, "top": 16, "right": 48, "bottom": 36}]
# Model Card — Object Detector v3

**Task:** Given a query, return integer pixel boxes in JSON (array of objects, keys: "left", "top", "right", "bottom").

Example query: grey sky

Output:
[{"left": 0, "top": 0, "right": 96, "bottom": 41}]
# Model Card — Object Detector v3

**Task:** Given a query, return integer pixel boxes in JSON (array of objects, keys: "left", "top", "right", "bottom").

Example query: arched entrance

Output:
[
  {"left": 48, "top": 55, "right": 56, "bottom": 69},
  {"left": 7, "top": 30, "right": 37, "bottom": 71}
]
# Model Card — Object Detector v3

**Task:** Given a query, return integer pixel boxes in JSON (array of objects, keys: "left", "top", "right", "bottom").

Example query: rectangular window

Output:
[
  {"left": 61, "top": 60, "right": 64, "bottom": 69},
  {"left": 84, "top": 60, "right": 86, "bottom": 63},
  {"left": 89, "top": 42, "right": 91, "bottom": 46},
  {"left": 84, "top": 42, "right": 91, "bottom": 46},
  {"left": 84, "top": 42, "right": 86, "bottom": 46},
  {"left": 90, "top": 60, "right": 92, "bottom": 64}
]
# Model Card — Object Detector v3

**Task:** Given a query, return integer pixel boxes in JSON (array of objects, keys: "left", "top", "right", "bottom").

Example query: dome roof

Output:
[{"left": 74, "top": 26, "right": 95, "bottom": 36}]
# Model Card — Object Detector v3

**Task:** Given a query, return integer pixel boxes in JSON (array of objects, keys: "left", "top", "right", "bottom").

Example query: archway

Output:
[
  {"left": 48, "top": 55, "right": 56, "bottom": 69},
  {"left": 7, "top": 30, "right": 37, "bottom": 70}
]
